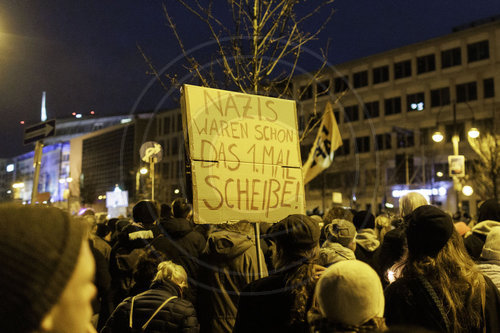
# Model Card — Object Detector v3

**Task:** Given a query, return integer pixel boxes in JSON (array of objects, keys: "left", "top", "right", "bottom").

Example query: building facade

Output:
[{"left": 294, "top": 18, "right": 500, "bottom": 217}]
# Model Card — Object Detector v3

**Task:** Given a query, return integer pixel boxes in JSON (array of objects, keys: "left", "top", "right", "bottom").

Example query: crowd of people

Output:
[{"left": 0, "top": 194, "right": 500, "bottom": 333}]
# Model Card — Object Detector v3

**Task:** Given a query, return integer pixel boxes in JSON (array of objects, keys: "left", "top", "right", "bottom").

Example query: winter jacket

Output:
[
  {"left": 318, "top": 241, "right": 355, "bottom": 267},
  {"left": 94, "top": 236, "right": 112, "bottom": 262},
  {"left": 478, "top": 260, "right": 500, "bottom": 291},
  {"left": 384, "top": 274, "right": 500, "bottom": 332},
  {"left": 354, "top": 229, "right": 379, "bottom": 267},
  {"left": 109, "top": 223, "right": 163, "bottom": 306},
  {"left": 465, "top": 220, "right": 500, "bottom": 260},
  {"left": 233, "top": 268, "right": 314, "bottom": 333},
  {"left": 155, "top": 217, "right": 206, "bottom": 280},
  {"left": 196, "top": 229, "right": 267, "bottom": 333},
  {"left": 101, "top": 281, "right": 199, "bottom": 333}
]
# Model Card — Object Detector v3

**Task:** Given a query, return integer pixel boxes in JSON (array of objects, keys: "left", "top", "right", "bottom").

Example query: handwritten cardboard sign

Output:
[{"left": 182, "top": 84, "right": 305, "bottom": 223}]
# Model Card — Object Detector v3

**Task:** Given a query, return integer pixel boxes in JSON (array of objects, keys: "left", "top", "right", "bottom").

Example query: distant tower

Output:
[{"left": 41, "top": 91, "right": 47, "bottom": 122}]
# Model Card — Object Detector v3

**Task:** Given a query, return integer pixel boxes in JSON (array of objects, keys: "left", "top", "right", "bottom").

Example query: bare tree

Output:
[
  {"left": 468, "top": 132, "right": 500, "bottom": 201},
  {"left": 141, "top": 0, "right": 335, "bottom": 131}
]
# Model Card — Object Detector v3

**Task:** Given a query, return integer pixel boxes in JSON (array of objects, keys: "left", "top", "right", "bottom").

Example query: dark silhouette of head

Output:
[{"left": 171, "top": 198, "right": 192, "bottom": 219}]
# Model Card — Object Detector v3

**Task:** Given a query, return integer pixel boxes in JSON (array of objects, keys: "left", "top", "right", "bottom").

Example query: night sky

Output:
[{"left": 1, "top": 0, "right": 500, "bottom": 157}]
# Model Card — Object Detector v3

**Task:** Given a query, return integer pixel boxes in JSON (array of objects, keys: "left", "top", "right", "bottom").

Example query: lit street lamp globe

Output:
[
  {"left": 462, "top": 185, "right": 474, "bottom": 197},
  {"left": 468, "top": 127, "right": 480, "bottom": 139},
  {"left": 139, "top": 167, "right": 148, "bottom": 175},
  {"left": 432, "top": 131, "right": 444, "bottom": 143}
]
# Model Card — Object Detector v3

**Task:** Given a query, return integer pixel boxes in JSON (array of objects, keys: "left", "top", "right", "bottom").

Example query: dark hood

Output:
[
  {"left": 204, "top": 230, "right": 254, "bottom": 260},
  {"left": 478, "top": 199, "right": 500, "bottom": 222},
  {"left": 160, "top": 217, "right": 193, "bottom": 238}
]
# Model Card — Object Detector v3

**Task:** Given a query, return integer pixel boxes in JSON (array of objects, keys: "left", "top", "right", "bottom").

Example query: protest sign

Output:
[{"left": 182, "top": 84, "right": 305, "bottom": 223}]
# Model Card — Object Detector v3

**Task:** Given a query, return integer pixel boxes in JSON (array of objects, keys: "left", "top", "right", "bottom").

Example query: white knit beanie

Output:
[
  {"left": 480, "top": 226, "right": 500, "bottom": 261},
  {"left": 315, "top": 260, "right": 384, "bottom": 326}
]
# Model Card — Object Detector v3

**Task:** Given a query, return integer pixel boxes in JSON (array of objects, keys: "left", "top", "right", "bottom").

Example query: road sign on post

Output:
[
  {"left": 23, "top": 119, "right": 56, "bottom": 145},
  {"left": 139, "top": 141, "right": 163, "bottom": 201}
]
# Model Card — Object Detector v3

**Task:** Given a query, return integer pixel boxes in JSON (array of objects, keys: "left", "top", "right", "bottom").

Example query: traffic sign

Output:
[{"left": 23, "top": 120, "right": 56, "bottom": 145}]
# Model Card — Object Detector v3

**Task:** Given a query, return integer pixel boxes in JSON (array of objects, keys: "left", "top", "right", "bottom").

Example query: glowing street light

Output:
[
  {"left": 12, "top": 182, "right": 25, "bottom": 189},
  {"left": 468, "top": 127, "right": 480, "bottom": 139},
  {"left": 432, "top": 131, "right": 444, "bottom": 143},
  {"left": 139, "top": 167, "right": 148, "bottom": 175},
  {"left": 436, "top": 171, "right": 444, "bottom": 178},
  {"left": 462, "top": 185, "right": 474, "bottom": 197}
]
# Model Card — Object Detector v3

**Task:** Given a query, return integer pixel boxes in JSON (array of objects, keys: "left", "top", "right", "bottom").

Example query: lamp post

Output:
[
  {"left": 136, "top": 167, "right": 148, "bottom": 200},
  {"left": 432, "top": 101, "right": 480, "bottom": 212}
]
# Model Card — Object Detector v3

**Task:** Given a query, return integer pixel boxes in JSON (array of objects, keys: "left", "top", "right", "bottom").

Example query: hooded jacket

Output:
[
  {"left": 155, "top": 217, "right": 206, "bottom": 281},
  {"left": 354, "top": 229, "right": 380, "bottom": 267},
  {"left": 318, "top": 241, "right": 356, "bottom": 267},
  {"left": 101, "top": 280, "right": 199, "bottom": 333},
  {"left": 465, "top": 220, "right": 500, "bottom": 260},
  {"left": 197, "top": 229, "right": 267, "bottom": 333}
]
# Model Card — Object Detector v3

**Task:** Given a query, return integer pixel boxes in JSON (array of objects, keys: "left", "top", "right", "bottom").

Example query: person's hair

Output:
[
  {"left": 399, "top": 192, "right": 428, "bottom": 218},
  {"left": 375, "top": 214, "right": 391, "bottom": 242},
  {"left": 95, "top": 223, "right": 110, "bottom": 238},
  {"left": 323, "top": 206, "right": 354, "bottom": 224},
  {"left": 153, "top": 261, "right": 188, "bottom": 289},
  {"left": 171, "top": 198, "right": 192, "bottom": 219},
  {"left": 160, "top": 204, "right": 172, "bottom": 219},
  {"left": 271, "top": 243, "right": 319, "bottom": 326},
  {"left": 392, "top": 231, "right": 482, "bottom": 332},
  {"left": 133, "top": 250, "right": 166, "bottom": 288},
  {"left": 107, "top": 218, "right": 118, "bottom": 233}
]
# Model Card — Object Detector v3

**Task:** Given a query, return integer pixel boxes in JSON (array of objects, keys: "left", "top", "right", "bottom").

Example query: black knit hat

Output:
[
  {"left": 353, "top": 210, "right": 375, "bottom": 230},
  {"left": 133, "top": 200, "right": 158, "bottom": 224},
  {"left": 406, "top": 205, "right": 454, "bottom": 258},
  {"left": 0, "top": 204, "right": 85, "bottom": 333},
  {"left": 268, "top": 214, "right": 320, "bottom": 250}
]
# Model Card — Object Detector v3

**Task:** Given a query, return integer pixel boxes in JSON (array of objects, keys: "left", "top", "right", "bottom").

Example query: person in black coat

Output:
[
  {"left": 233, "top": 215, "right": 324, "bottom": 333},
  {"left": 385, "top": 205, "right": 500, "bottom": 332},
  {"left": 155, "top": 198, "right": 206, "bottom": 302},
  {"left": 101, "top": 260, "right": 199, "bottom": 333}
]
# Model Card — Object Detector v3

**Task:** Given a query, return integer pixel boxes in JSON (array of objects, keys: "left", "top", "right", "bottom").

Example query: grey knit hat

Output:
[{"left": 0, "top": 204, "right": 85, "bottom": 333}]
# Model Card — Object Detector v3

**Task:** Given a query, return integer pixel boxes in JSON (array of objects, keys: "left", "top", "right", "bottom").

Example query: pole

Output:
[
  {"left": 452, "top": 101, "right": 460, "bottom": 212},
  {"left": 150, "top": 159, "right": 155, "bottom": 201},
  {"left": 254, "top": 222, "right": 263, "bottom": 278},
  {"left": 322, "top": 172, "right": 326, "bottom": 213},
  {"left": 31, "top": 141, "right": 44, "bottom": 204}
]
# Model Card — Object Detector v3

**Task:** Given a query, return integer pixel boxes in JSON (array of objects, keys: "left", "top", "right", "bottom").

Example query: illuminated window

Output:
[{"left": 406, "top": 92, "right": 425, "bottom": 112}]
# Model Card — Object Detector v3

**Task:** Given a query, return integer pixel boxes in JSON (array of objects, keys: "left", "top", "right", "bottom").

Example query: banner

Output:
[
  {"left": 182, "top": 84, "right": 305, "bottom": 223},
  {"left": 302, "top": 102, "right": 342, "bottom": 184}
]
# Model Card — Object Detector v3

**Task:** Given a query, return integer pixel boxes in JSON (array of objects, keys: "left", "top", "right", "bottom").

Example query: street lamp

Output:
[
  {"left": 432, "top": 131, "right": 444, "bottom": 143},
  {"left": 136, "top": 167, "right": 149, "bottom": 199},
  {"left": 462, "top": 185, "right": 474, "bottom": 196},
  {"left": 431, "top": 101, "right": 479, "bottom": 212},
  {"left": 467, "top": 127, "right": 480, "bottom": 139}
]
